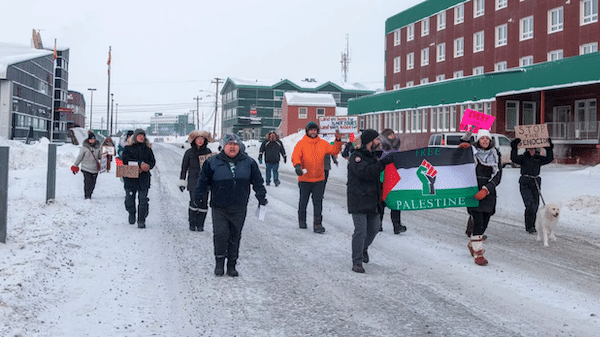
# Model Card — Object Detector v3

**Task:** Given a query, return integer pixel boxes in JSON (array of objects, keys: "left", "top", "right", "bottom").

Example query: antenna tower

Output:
[{"left": 341, "top": 34, "right": 351, "bottom": 83}]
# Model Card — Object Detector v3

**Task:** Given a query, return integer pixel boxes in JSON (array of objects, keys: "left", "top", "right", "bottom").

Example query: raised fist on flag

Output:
[{"left": 417, "top": 159, "right": 437, "bottom": 195}]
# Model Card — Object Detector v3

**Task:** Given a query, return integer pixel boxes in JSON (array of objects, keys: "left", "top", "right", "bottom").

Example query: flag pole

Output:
[{"left": 106, "top": 46, "right": 111, "bottom": 136}]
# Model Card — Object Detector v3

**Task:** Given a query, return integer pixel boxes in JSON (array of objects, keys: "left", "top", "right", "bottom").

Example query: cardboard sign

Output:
[
  {"left": 102, "top": 145, "right": 115, "bottom": 156},
  {"left": 99, "top": 154, "right": 108, "bottom": 173},
  {"left": 319, "top": 116, "right": 358, "bottom": 134},
  {"left": 514, "top": 124, "right": 550, "bottom": 148},
  {"left": 198, "top": 153, "right": 216, "bottom": 167},
  {"left": 116, "top": 164, "right": 139, "bottom": 178},
  {"left": 459, "top": 109, "right": 496, "bottom": 133}
]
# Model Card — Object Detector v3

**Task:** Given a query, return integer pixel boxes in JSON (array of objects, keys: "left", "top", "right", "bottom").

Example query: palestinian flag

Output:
[{"left": 382, "top": 147, "right": 479, "bottom": 211}]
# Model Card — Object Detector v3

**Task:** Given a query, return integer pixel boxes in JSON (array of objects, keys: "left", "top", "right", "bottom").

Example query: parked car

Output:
[{"left": 428, "top": 132, "right": 513, "bottom": 167}]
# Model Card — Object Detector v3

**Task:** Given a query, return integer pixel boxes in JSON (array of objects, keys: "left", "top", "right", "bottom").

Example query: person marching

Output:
[
  {"left": 291, "top": 121, "right": 342, "bottom": 233},
  {"left": 348, "top": 129, "right": 388, "bottom": 273},
  {"left": 258, "top": 131, "right": 287, "bottom": 186},
  {"left": 121, "top": 129, "right": 156, "bottom": 229},
  {"left": 101, "top": 137, "right": 116, "bottom": 173},
  {"left": 194, "top": 134, "right": 267, "bottom": 277},
  {"left": 378, "top": 128, "right": 407, "bottom": 234},
  {"left": 71, "top": 131, "right": 102, "bottom": 199},
  {"left": 510, "top": 137, "right": 554, "bottom": 234},
  {"left": 179, "top": 130, "right": 213, "bottom": 232},
  {"left": 458, "top": 128, "right": 502, "bottom": 266}
]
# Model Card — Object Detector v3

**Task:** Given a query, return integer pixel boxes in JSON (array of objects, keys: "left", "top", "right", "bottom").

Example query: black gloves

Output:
[
  {"left": 511, "top": 138, "right": 521, "bottom": 149},
  {"left": 283, "top": 156, "right": 287, "bottom": 163},
  {"left": 547, "top": 138, "right": 554, "bottom": 149},
  {"left": 379, "top": 154, "right": 394, "bottom": 166},
  {"left": 258, "top": 197, "right": 268, "bottom": 206},
  {"left": 258, "top": 153, "right": 263, "bottom": 164},
  {"left": 295, "top": 164, "right": 303, "bottom": 176},
  {"left": 179, "top": 185, "right": 186, "bottom": 192}
]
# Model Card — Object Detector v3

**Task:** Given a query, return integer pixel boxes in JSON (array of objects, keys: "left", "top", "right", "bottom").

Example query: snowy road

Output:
[{"left": 2, "top": 140, "right": 600, "bottom": 336}]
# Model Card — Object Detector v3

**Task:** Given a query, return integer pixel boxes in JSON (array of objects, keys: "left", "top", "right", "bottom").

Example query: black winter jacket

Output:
[
  {"left": 347, "top": 147, "right": 384, "bottom": 214},
  {"left": 180, "top": 143, "right": 212, "bottom": 191},
  {"left": 194, "top": 151, "right": 266, "bottom": 209},
  {"left": 511, "top": 146, "right": 553, "bottom": 185},
  {"left": 259, "top": 140, "right": 286, "bottom": 164},
  {"left": 121, "top": 142, "right": 156, "bottom": 190},
  {"left": 467, "top": 145, "right": 502, "bottom": 215}
]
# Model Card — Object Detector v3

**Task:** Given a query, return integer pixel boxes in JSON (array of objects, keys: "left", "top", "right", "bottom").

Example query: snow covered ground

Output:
[{"left": 1, "top": 133, "right": 600, "bottom": 336}]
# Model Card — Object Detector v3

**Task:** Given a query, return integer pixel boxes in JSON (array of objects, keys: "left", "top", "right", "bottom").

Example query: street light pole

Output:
[
  {"left": 87, "top": 88, "right": 96, "bottom": 130},
  {"left": 110, "top": 93, "right": 114, "bottom": 136}
]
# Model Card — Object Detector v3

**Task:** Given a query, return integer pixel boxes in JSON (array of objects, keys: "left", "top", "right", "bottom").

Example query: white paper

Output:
[{"left": 255, "top": 205, "right": 266, "bottom": 221}]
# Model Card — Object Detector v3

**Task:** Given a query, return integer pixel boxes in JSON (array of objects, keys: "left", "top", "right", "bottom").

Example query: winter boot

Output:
[
  {"left": 352, "top": 264, "right": 365, "bottom": 273},
  {"left": 128, "top": 211, "right": 136, "bottom": 225},
  {"left": 226, "top": 259, "right": 239, "bottom": 277},
  {"left": 469, "top": 235, "right": 488, "bottom": 266},
  {"left": 393, "top": 221, "right": 407, "bottom": 234},
  {"left": 214, "top": 257, "right": 225, "bottom": 276},
  {"left": 188, "top": 208, "right": 197, "bottom": 231},
  {"left": 465, "top": 216, "right": 474, "bottom": 237},
  {"left": 298, "top": 212, "right": 307, "bottom": 229},
  {"left": 313, "top": 215, "right": 325, "bottom": 234},
  {"left": 363, "top": 249, "right": 369, "bottom": 263},
  {"left": 196, "top": 211, "right": 207, "bottom": 232},
  {"left": 138, "top": 204, "right": 149, "bottom": 228}
]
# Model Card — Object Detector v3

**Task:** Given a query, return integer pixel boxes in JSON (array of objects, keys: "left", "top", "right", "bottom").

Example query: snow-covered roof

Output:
[
  {"left": 226, "top": 77, "right": 377, "bottom": 92},
  {"left": 284, "top": 92, "right": 337, "bottom": 107},
  {"left": 0, "top": 43, "right": 53, "bottom": 78}
]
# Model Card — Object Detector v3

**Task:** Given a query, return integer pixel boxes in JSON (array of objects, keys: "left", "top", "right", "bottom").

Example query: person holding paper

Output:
[
  {"left": 510, "top": 137, "right": 554, "bottom": 234},
  {"left": 101, "top": 137, "right": 115, "bottom": 173},
  {"left": 458, "top": 128, "right": 502, "bottom": 266},
  {"left": 71, "top": 131, "right": 102, "bottom": 199},
  {"left": 194, "top": 134, "right": 267, "bottom": 277},
  {"left": 258, "top": 131, "right": 286, "bottom": 186}
]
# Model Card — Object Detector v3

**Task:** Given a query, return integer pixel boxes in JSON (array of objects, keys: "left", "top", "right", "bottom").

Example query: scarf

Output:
[{"left": 473, "top": 146, "right": 499, "bottom": 176}]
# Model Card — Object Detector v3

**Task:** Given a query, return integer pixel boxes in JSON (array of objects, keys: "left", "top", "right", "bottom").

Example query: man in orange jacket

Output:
[{"left": 291, "top": 121, "right": 342, "bottom": 233}]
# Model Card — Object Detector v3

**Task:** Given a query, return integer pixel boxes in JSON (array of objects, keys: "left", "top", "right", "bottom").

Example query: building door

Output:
[
  {"left": 522, "top": 101, "right": 536, "bottom": 125},
  {"left": 552, "top": 105, "right": 571, "bottom": 138},
  {"left": 575, "top": 99, "right": 598, "bottom": 138}
]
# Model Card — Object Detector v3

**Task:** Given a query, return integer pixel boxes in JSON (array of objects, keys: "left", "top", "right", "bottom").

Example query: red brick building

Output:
[{"left": 280, "top": 93, "right": 337, "bottom": 137}]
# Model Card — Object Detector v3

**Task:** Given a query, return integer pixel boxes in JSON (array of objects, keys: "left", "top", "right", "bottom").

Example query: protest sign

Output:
[
  {"left": 514, "top": 124, "right": 550, "bottom": 148},
  {"left": 459, "top": 109, "right": 495, "bottom": 133},
  {"left": 318, "top": 116, "right": 358, "bottom": 134}
]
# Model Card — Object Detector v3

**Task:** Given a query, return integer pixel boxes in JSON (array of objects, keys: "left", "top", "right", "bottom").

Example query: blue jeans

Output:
[{"left": 265, "top": 163, "right": 279, "bottom": 184}]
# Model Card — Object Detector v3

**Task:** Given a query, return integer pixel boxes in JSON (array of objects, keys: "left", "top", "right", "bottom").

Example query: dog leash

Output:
[{"left": 525, "top": 174, "right": 546, "bottom": 206}]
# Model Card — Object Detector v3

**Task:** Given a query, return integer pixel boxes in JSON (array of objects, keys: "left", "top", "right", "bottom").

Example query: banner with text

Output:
[
  {"left": 319, "top": 116, "right": 358, "bottom": 134},
  {"left": 459, "top": 109, "right": 495, "bottom": 133},
  {"left": 514, "top": 124, "right": 550, "bottom": 148}
]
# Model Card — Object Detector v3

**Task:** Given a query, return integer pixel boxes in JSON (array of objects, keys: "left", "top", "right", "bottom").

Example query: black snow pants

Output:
[{"left": 519, "top": 176, "right": 541, "bottom": 231}]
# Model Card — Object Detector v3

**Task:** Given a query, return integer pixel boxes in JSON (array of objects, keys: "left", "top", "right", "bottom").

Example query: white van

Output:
[{"left": 428, "top": 132, "right": 513, "bottom": 167}]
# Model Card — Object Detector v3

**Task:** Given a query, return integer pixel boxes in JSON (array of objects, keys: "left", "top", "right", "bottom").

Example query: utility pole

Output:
[
  {"left": 110, "top": 93, "right": 114, "bottom": 136},
  {"left": 106, "top": 46, "right": 111, "bottom": 137},
  {"left": 87, "top": 88, "right": 96, "bottom": 130},
  {"left": 193, "top": 96, "right": 201, "bottom": 130},
  {"left": 115, "top": 103, "right": 118, "bottom": 135},
  {"left": 212, "top": 77, "right": 223, "bottom": 138}
]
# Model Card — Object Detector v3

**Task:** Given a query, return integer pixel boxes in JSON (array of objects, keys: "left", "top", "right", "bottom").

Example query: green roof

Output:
[
  {"left": 386, "top": 0, "right": 465, "bottom": 35},
  {"left": 348, "top": 52, "right": 600, "bottom": 115}
]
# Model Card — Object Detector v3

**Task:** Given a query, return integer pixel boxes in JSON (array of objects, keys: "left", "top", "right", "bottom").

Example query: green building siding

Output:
[{"left": 385, "top": 0, "right": 465, "bottom": 34}]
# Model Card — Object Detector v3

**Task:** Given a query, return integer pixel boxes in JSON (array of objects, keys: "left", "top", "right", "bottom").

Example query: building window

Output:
[
  {"left": 474, "top": 0, "right": 485, "bottom": 18},
  {"left": 496, "top": 24, "right": 508, "bottom": 47},
  {"left": 580, "top": 42, "right": 599, "bottom": 54},
  {"left": 581, "top": 0, "right": 598, "bottom": 25},
  {"left": 496, "top": 0, "right": 507, "bottom": 10},
  {"left": 407, "top": 52, "right": 414, "bottom": 69},
  {"left": 274, "top": 90, "right": 284, "bottom": 101},
  {"left": 548, "top": 7, "right": 564, "bottom": 33},
  {"left": 407, "top": 24, "right": 415, "bottom": 41},
  {"left": 298, "top": 107, "right": 307, "bottom": 119},
  {"left": 393, "top": 29, "right": 401, "bottom": 46},
  {"left": 473, "top": 31, "right": 484, "bottom": 52},
  {"left": 421, "top": 48, "right": 429, "bottom": 66},
  {"left": 506, "top": 101, "right": 519, "bottom": 131},
  {"left": 520, "top": 55, "right": 534, "bottom": 66},
  {"left": 436, "top": 43, "right": 446, "bottom": 62},
  {"left": 406, "top": 81, "right": 414, "bottom": 87},
  {"left": 436, "top": 74, "right": 445, "bottom": 82},
  {"left": 393, "top": 84, "right": 401, "bottom": 90},
  {"left": 548, "top": 49, "right": 564, "bottom": 61},
  {"left": 473, "top": 66, "right": 484, "bottom": 75},
  {"left": 394, "top": 56, "right": 401, "bottom": 73},
  {"left": 455, "top": 4, "right": 464, "bottom": 24},
  {"left": 437, "top": 11, "right": 446, "bottom": 31},
  {"left": 316, "top": 108, "right": 325, "bottom": 117},
  {"left": 420, "top": 78, "right": 429, "bottom": 85},
  {"left": 495, "top": 61, "right": 507, "bottom": 71},
  {"left": 454, "top": 37, "right": 464, "bottom": 57},
  {"left": 454, "top": 70, "right": 464, "bottom": 78},
  {"left": 273, "top": 108, "right": 282, "bottom": 117},
  {"left": 520, "top": 16, "right": 534, "bottom": 40},
  {"left": 421, "top": 18, "right": 430, "bottom": 36}
]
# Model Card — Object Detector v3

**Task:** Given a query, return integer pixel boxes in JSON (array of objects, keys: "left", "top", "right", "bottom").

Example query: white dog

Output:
[{"left": 535, "top": 203, "right": 561, "bottom": 247}]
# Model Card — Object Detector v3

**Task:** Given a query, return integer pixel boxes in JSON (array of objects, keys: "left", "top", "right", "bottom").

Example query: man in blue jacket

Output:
[{"left": 194, "top": 134, "right": 267, "bottom": 277}]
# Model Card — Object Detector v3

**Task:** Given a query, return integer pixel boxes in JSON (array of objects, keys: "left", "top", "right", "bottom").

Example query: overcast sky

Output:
[{"left": 2, "top": 0, "right": 422, "bottom": 130}]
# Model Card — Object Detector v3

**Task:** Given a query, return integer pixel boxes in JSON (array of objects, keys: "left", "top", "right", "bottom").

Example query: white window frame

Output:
[
  {"left": 496, "top": 24, "right": 508, "bottom": 47},
  {"left": 473, "top": 31, "right": 485, "bottom": 53},
  {"left": 520, "top": 16, "right": 534, "bottom": 41},
  {"left": 473, "top": 66, "right": 484, "bottom": 75},
  {"left": 581, "top": 0, "right": 599, "bottom": 25},
  {"left": 407, "top": 52, "right": 414, "bottom": 70},
  {"left": 580, "top": 42, "right": 599, "bottom": 54},
  {"left": 520, "top": 55, "right": 534, "bottom": 66},
  {"left": 420, "top": 78, "right": 429, "bottom": 85},
  {"left": 437, "top": 11, "right": 446, "bottom": 31},
  {"left": 454, "top": 37, "right": 464, "bottom": 57},
  {"left": 506, "top": 100, "right": 519, "bottom": 131},
  {"left": 421, "top": 48, "right": 429, "bottom": 66},
  {"left": 454, "top": 70, "right": 464, "bottom": 78},
  {"left": 454, "top": 4, "right": 464, "bottom": 24},
  {"left": 421, "top": 17, "right": 430, "bottom": 36},
  {"left": 298, "top": 107, "right": 308, "bottom": 119},
  {"left": 496, "top": 0, "right": 507, "bottom": 10},
  {"left": 495, "top": 61, "right": 507, "bottom": 71},
  {"left": 393, "top": 29, "right": 401, "bottom": 46},
  {"left": 316, "top": 108, "right": 325, "bottom": 117},
  {"left": 406, "top": 81, "right": 414, "bottom": 87},
  {"left": 394, "top": 56, "right": 401, "bottom": 73},
  {"left": 436, "top": 74, "right": 445, "bottom": 82},
  {"left": 436, "top": 43, "right": 446, "bottom": 62},
  {"left": 393, "top": 84, "right": 401, "bottom": 90},
  {"left": 547, "top": 49, "right": 564, "bottom": 61},
  {"left": 548, "top": 7, "right": 564, "bottom": 34},
  {"left": 474, "top": 0, "right": 485, "bottom": 18},
  {"left": 407, "top": 24, "right": 415, "bottom": 41}
]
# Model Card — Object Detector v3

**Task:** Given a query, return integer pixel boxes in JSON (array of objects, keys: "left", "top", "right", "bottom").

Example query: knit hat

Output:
[
  {"left": 305, "top": 121, "right": 319, "bottom": 134},
  {"left": 220, "top": 133, "right": 240, "bottom": 148},
  {"left": 134, "top": 129, "right": 146, "bottom": 137},
  {"left": 361, "top": 129, "right": 379, "bottom": 145},
  {"left": 87, "top": 132, "right": 96, "bottom": 140},
  {"left": 126, "top": 130, "right": 134, "bottom": 137},
  {"left": 477, "top": 128, "right": 491, "bottom": 140}
]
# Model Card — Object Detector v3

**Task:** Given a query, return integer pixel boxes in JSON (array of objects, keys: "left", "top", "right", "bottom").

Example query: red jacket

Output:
[{"left": 291, "top": 135, "right": 342, "bottom": 182}]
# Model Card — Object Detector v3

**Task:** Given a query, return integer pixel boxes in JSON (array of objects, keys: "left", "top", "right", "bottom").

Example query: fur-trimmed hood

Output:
[
  {"left": 127, "top": 129, "right": 152, "bottom": 148},
  {"left": 188, "top": 130, "right": 212, "bottom": 144}
]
